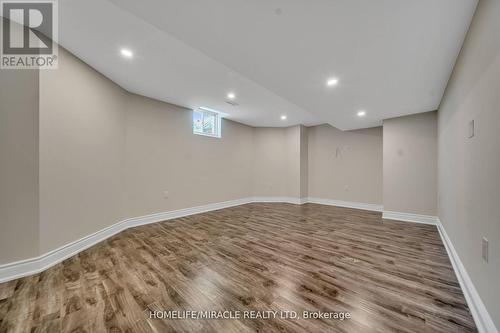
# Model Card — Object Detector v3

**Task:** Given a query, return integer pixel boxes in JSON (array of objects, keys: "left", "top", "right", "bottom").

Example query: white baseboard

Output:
[
  {"left": 436, "top": 219, "right": 498, "bottom": 333},
  {"left": 252, "top": 196, "right": 308, "bottom": 205},
  {"left": 382, "top": 210, "right": 439, "bottom": 225},
  {"left": 0, "top": 196, "right": 379, "bottom": 283},
  {"left": 307, "top": 197, "right": 383, "bottom": 212},
  {"left": 123, "top": 197, "right": 253, "bottom": 229},
  {"left": 0, "top": 218, "right": 129, "bottom": 283},
  {"left": 0, "top": 197, "right": 254, "bottom": 283}
]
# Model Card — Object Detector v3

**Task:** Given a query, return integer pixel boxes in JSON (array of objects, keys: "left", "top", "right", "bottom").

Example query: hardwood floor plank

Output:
[{"left": 0, "top": 203, "right": 476, "bottom": 332}]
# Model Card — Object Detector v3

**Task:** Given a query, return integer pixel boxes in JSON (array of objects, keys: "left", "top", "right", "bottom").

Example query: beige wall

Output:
[
  {"left": 124, "top": 93, "right": 254, "bottom": 217},
  {"left": 252, "top": 125, "right": 309, "bottom": 199},
  {"left": 252, "top": 127, "right": 288, "bottom": 197},
  {"left": 299, "top": 126, "right": 308, "bottom": 198},
  {"left": 383, "top": 111, "right": 438, "bottom": 215},
  {"left": 438, "top": 0, "right": 500, "bottom": 326},
  {"left": 307, "top": 124, "right": 383, "bottom": 204},
  {"left": 38, "top": 47, "right": 127, "bottom": 253},
  {"left": 285, "top": 126, "right": 301, "bottom": 198},
  {"left": 0, "top": 67, "right": 40, "bottom": 264}
]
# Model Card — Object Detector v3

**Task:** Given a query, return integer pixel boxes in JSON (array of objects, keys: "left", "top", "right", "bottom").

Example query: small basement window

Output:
[{"left": 193, "top": 108, "right": 221, "bottom": 138}]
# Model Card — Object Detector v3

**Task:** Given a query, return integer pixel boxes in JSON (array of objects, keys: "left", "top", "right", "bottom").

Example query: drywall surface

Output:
[
  {"left": 308, "top": 124, "right": 383, "bottom": 204},
  {"left": 38, "top": 47, "right": 127, "bottom": 253},
  {"left": 252, "top": 127, "right": 288, "bottom": 197},
  {"left": 0, "top": 63, "right": 40, "bottom": 264},
  {"left": 383, "top": 111, "right": 438, "bottom": 215},
  {"left": 124, "top": 93, "right": 254, "bottom": 217},
  {"left": 438, "top": 0, "right": 500, "bottom": 326},
  {"left": 300, "top": 126, "right": 309, "bottom": 198},
  {"left": 285, "top": 125, "right": 302, "bottom": 198},
  {"left": 252, "top": 125, "right": 309, "bottom": 199}
]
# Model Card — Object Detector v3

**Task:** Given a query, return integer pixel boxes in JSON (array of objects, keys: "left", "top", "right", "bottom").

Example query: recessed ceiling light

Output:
[
  {"left": 357, "top": 110, "right": 366, "bottom": 117},
  {"left": 327, "top": 78, "right": 339, "bottom": 86},
  {"left": 281, "top": 115, "right": 287, "bottom": 120},
  {"left": 120, "top": 48, "right": 133, "bottom": 58},
  {"left": 227, "top": 92, "right": 236, "bottom": 99}
]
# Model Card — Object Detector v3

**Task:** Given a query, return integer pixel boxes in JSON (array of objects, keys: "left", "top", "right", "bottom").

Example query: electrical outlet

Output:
[
  {"left": 344, "top": 185, "right": 350, "bottom": 191},
  {"left": 482, "top": 237, "right": 488, "bottom": 262},
  {"left": 163, "top": 190, "right": 169, "bottom": 199},
  {"left": 468, "top": 120, "right": 475, "bottom": 138}
]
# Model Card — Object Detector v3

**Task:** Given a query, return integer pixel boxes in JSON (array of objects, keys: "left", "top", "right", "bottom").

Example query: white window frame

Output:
[{"left": 193, "top": 108, "right": 222, "bottom": 138}]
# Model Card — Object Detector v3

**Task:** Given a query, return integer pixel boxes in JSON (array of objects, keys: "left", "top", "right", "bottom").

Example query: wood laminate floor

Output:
[{"left": 0, "top": 203, "right": 476, "bottom": 333}]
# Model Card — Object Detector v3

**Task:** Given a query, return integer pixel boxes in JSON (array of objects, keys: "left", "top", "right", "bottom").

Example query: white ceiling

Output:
[{"left": 57, "top": 0, "right": 477, "bottom": 129}]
